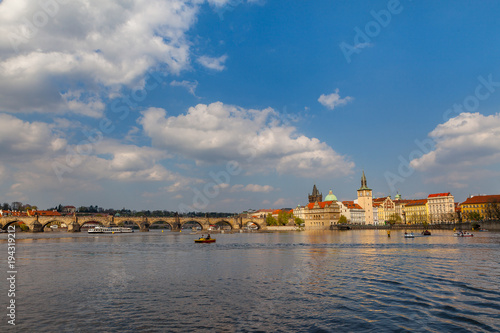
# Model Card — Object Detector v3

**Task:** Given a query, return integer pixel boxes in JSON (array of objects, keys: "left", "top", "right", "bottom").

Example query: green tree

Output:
[
  {"left": 277, "top": 211, "right": 292, "bottom": 225},
  {"left": 294, "top": 217, "right": 305, "bottom": 226},
  {"left": 387, "top": 213, "right": 402, "bottom": 225},
  {"left": 266, "top": 213, "right": 277, "bottom": 226},
  {"left": 466, "top": 211, "right": 481, "bottom": 222},
  {"left": 338, "top": 215, "right": 348, "bottom": 224}
]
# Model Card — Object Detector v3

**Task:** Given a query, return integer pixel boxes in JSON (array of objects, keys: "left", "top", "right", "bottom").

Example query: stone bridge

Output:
[{"left": 0, "top": 215, "right": 267, "bottom": 232}]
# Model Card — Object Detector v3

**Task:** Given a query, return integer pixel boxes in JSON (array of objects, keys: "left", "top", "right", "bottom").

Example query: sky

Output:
[{"left": 0, "top": 0, "right": 500, "bottom": 212}]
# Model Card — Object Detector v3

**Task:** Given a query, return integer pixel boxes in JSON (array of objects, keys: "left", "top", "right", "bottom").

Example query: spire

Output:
[
  {"left": 308, "top": 184, "right": 323, "bottom": 203},
  {"left": 358, "top": 171, "right": 371, "bottom": 191},
  {"left": 361, "top": 170, "right": 367, "bottom": 188}
]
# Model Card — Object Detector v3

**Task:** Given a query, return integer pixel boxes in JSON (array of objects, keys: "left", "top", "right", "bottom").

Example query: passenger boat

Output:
[
  {"left": 88, "top": 226, "right": 134, "bottom": 234},
  {"left": 404, "top": 232, "right": 415, "bottom": 238},
  {"left": 454, "top": 231, "right": 473, "bottom": 237},
  {"left": 194, "top": 237, "right": 216, "bottom": 243}
]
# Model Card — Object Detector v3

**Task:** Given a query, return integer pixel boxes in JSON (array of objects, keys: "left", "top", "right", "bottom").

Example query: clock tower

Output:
[{"left": 357, "top": 171, "right": 373, "bottom": 224}]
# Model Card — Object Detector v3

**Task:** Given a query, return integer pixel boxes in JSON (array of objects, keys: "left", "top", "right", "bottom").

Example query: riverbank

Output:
[{"left": 335, "top": 220, "right": 500, "bottom": 231}]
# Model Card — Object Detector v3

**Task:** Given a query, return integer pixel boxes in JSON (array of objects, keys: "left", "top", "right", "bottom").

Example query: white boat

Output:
[
  {"left": 404, "top": 232, "right": 415, "bottom": 238},
  {"left": 454, "top": 231, "right": 473, "bottom": 237},
  {"left": 88, "top": 226, "right": 134, "bottom": 234}
]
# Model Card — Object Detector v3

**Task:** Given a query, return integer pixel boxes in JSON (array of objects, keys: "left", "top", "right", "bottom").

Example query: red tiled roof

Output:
[
  {"left": 342, "top": 201, "right": 363, "bottom": 210},
  {"left": 35, "top": 211, "right": 62, "bottom": 216},
  {"left": 460, "top": 195, "right": 500, "bottom": 205},
  {"left": 404, "top": 199, "right": 427, "bottom": 206},
  {"left": 307, "top": 201, "right": 334, "bottom": 209},
  {"left": 428, "top": 192, "right": 451, "bottom": 198}
]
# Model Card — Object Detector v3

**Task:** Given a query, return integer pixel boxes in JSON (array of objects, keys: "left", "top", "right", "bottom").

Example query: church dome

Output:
[{"left": 324, "top": 190, "right": 337, "bottom": 201}]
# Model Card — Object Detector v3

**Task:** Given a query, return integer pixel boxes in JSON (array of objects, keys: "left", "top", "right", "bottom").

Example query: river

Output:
[{"left": 1, "top": 229, "right": 499, "bottom": 332}]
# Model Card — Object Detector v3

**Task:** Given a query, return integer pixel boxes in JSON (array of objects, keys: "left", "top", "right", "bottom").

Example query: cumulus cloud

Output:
[
  {"left": 410, "top": 112, "right": 500, "bottom": 186},
  {"left": 197, "top": 54, "right": 228, "bottom": 71},
  {"left": 318, "top": 89, "right": 353, "bottom": 110},
  {"left": 0, "top": 113, "right": 66, "bottom": 162},
  {"left": 0, "top": 0, "right": 235, "bottom": 116},
  {"left": 139, "top": 102, "right": 355, "bottom": 177}
]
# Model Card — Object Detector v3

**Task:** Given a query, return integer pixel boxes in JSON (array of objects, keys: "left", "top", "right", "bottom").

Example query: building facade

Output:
[
  {"left": 299, "top": 186, "right": 340, "bottom": 230},
  {"left": 427, "top": 193, "right": 455, "bottom": 223},
  {"left": 404, "top": 199, "right": 428, "bottom": 224},
  {"left": 460, "top": 194, "right": 500, "bottom": 220}
]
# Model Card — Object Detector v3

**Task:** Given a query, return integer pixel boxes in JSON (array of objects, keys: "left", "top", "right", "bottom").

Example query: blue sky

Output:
[{"left": 0, "top": 0, "right": 499, "bottom": 211}]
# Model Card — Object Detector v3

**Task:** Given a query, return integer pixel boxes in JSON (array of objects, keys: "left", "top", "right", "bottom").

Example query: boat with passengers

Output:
[{"left": 88, "top": 226, "right": 134, "bottom": 234}]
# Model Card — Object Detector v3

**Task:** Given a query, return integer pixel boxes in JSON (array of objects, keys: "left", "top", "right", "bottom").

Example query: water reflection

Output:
[{"left": 0, "top": 230, "right": 498, "bottom": 332}]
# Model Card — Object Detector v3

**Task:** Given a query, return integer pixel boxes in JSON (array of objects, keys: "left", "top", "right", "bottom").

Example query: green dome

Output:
[{"left": 325, "top": 189, "right": 337, "bottom": 201}]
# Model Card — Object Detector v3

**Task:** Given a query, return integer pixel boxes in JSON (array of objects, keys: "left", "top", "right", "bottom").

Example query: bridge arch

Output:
[
  {"left": 2, "top": 219, "right": 28, "bottom": 230},
  {"left": 245, "top": 221, "right": 262, "bottom": 230},
  {"left": 213, "top": 220, "right": 233, "bottom": 230},
  {"left": 181, "top": 220, "right": 204, "bottom": 230},
  {"left": 149, "top": 220, "right": 173, "bottom": 230},
  {"left": 80, "top": 220, "right": 105, "bottom": 229},
  {"left": 40, "top": 219, "right": 68, "bottom": 231}
]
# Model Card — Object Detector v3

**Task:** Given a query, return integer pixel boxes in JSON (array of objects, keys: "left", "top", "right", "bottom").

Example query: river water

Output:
[{"left": 1, "top": 229, "right": 499, "bottom": 332}]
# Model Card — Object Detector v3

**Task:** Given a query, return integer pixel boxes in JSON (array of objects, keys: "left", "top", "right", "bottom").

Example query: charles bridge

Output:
[{"left": 0, "top": 215, "right": 267, "bottom": 232}]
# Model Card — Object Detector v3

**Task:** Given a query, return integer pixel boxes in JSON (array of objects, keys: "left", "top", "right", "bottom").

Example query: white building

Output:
[{"left": 427, "top": 192, "right": 455, "bottom": 223}]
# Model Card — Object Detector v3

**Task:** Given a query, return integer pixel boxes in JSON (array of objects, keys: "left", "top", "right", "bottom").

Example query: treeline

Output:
[{"left": 48, "top": 204, "right": 236, "bottom": 218}]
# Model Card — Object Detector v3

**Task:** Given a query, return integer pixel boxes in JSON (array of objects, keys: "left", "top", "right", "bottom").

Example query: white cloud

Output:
[
  {"left": 197, "top": 54, "right": 228, "bottom": 71},
  {"left": 170, "top": 80, "right": 198, "bottom": 96},
  {"left": 0, "top": 0, "right": 219, "bottom": 116},
  {"left": 139, "top": 102, "right": 355, "bottom": 177},
  {"left": 318, "top": 89, "right": 353, "bottom": 110},
  {"left": 273, "top": 198, "right": 287, "bottom": 206},
  {"left": 0, "top": 113, "right": 66, "bottom": 161},
  {"left": 231, "top": 184, "right": 274, "bottom": 192},
  {"left": 410, "top": 112, "right": 500, "bottom": 185}
]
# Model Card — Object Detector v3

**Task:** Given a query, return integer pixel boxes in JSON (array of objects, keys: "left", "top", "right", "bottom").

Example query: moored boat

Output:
[{"left": 88, "top": 226, "right": 134, "bottom": 234}]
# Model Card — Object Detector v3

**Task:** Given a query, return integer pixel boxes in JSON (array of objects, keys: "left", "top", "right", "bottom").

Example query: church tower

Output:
[
  {"left": 308, "top": 184, "right": 323, "bottom": 203},
  {"left": 357, "top": 171, "right": 373, "bottom": 224}
]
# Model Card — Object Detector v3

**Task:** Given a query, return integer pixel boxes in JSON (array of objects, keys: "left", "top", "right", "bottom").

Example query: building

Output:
[
  {"left": 460, "top": 195, "right": 500, "bottom": 220},
  {"left": 341, "top": 201, "right": 365, "bottom": 224},
  {"left": 427, "top": 193, "right": 455, "bottom": 223},
  {"left": 62, "top": 206, "right": 76, "bottom": 214},
  {"left": 404, "top": 199, "right": 428, "bottom": 224},
  {"left": 356, "top": 171, "right": 373, "bottom": 225},
  {"left": 299, "top": 186, "right": 340, "bottom": 230},
  {"left": 308, "top": 184, "right": 323, "bottom": 203}
]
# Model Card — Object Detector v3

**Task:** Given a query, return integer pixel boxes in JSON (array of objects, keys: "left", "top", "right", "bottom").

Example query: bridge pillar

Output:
[
  {"left": 139, "top": 222, "right": 149, "bottom": 232},
  {"left": 30, "top": 221, "right": 43, "bottom": 232},
  {"left": 67, "top": 222, "right": 81, "bottom": 232}
]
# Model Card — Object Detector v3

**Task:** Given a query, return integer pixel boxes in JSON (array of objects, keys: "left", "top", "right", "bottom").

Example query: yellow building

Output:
[
  {"left": 460, "top": 195, "right": 500, "bottom": 220},
  {"left": 404, "top": 199, "right": 428, "bottom": 224}
]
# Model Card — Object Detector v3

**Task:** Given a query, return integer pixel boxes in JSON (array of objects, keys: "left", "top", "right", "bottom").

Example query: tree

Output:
[
  {"left": 277, "top": 211, "right": 292, "bottom": 225},
  {"left": 387, "top": 213, "right": 402, "bottom": 225},
  {"left": 338, "top": 215, "right": 348, "bottom": 224},
  {"left": 466, "top": 211, "right": 481, "bottom": 222},
  {"left": 294, "top": 217, "right": 305, "bottom": 226},
  {"left": 266, "top": 213, "right": 277, "bottom": 226}
]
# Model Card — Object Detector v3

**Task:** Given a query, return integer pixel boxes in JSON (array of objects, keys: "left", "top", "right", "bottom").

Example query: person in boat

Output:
[
  {"left": 206, "top": 234, "right": 210, "bottom": 239},
  {"left": 200, "top": 235, "right": 204, "bottom": 239}
]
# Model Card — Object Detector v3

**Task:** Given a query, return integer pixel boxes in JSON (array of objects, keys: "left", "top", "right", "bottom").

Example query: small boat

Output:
[
  {"left": 88, "top": 226, "right": 134, "bottom": 234},
  {"left": 404, "top": 232, "right": 415, "bottom": 238},
  {"left": 421, "top": 230, "right": 431, "bottom": 236},
  {"left": 194, "top": 238, "right": 216, "bottom": 243},
  {"left": 454, "top": 231, "right": 473, "bottom": 237}
]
